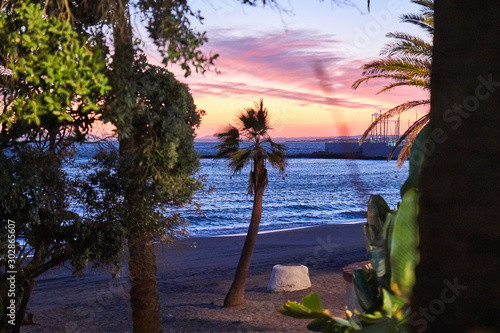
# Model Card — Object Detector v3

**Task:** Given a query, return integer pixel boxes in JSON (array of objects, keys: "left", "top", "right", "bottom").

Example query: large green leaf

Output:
[
  {"left": 280, "top": 293, "right": 332, "bottom": 320},
  {"left": 400, "top": 124, "right": 429, "bottom": 197},
  {"left": 365, "top": 196, "right": 395, "bottom": 286},
  {"left": 353, "top": 269, "right": 381, "bottom": 312},
  {"left": 390, "top": 188, "right": 419, "bottom": 299},
  {"left": 383, "top": 212, "right": 396, "bottom": 279},
  {"left": 356, "top": 311, "right": 386, "bottom": 324},
  {"left": 368, "top": 246, "right": 385, "bottom": 278},
  {"left": 303, "top": 292, "right": 324, "bottom": 312},
  {"left": 367, "top": 195, "right": 391, "bottom": 236}
]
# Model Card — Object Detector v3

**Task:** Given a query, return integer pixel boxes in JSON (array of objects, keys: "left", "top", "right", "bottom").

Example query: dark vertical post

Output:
[{"left": 412, "top": 1, "right": 500, "bottom": 331}]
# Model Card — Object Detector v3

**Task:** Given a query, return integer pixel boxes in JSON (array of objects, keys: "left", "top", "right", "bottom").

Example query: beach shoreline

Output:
[
  {"left": 25, "top": 223, "right": 368, "bottom": 332},
  {"left": 207, "top": 220, "right": 365, "bottom": 238}
]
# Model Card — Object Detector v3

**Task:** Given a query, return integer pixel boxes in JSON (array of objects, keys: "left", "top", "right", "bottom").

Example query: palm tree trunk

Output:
[
  {"left": 224, "top": 154, "right": 266, "bottom": 308},
  {"left": 128, "top": 230, "right": 162, "bottom": 333},
  {"left": 412, "top": 1, "right": 500, "bottom": 331},
  {"left": 223, "top": 186, "right": 264, "bottom": 307}
]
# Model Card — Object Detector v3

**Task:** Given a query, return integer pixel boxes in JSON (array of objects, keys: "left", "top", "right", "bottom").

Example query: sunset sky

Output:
[{"left": 149, "top": 0, "right": 430, "bottom": 139}]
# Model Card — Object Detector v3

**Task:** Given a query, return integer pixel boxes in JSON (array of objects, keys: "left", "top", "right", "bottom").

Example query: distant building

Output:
[
  {"left": 325, "top": 141, "right": 402, "bottom": 159},
  {"left": 325, "top": 114, "right": 403, "bottom": 159}
]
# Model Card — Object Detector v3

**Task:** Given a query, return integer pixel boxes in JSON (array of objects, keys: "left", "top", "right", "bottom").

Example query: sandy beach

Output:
[{"left": 22, "top": 223, "right": 367, "bottom": 333}]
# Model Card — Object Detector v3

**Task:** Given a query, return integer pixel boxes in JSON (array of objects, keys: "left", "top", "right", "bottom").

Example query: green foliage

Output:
[
  {"left": 80, "top": 58, "right": 204, "bottom": 235},
  {"left": 358, "top": 191, "right": 419, "bottom": 321},
  {"left": 0, "top": 1, "right": 110, "bottom": 138},
  {"left": 281, "top": 293, "right": 361, "bottom": 332},
  {"left": 0, "top": 147, "right": 124, "bottom": 269},
  {"left": 390, "top": 189, "right": 419, "bottom": 299},
  {"left": 281, "top": 134, "right": 429, "bottom": 331},
  {"left": 28, "top": 0, "right": 220, "bottom": 78},
  {"left": 281, "top": 189, "right": 419, "bottom": 332},
  {"left": 399, "top": 124, "right": 429, "bottom": 198},
  {"left": 139, "top": 0, "right": 219, "bottom": 77},
  {"left": 353, "top": 269, "right": 380, "bottom": 313},
  {"left": 0, "top": 147, "right": 124, "bottom": 330},
  {"left": 364, "top": 195, "right": 394, "bottom": 289}
]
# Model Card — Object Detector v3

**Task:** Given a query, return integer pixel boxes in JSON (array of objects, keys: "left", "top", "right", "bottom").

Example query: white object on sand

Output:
[{"left": 267, "top": 264, "right": 312, "bottom": 292}]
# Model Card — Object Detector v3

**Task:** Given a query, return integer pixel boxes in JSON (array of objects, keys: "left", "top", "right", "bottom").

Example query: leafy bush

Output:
[
  {"left": 280, "top": 126, "right": 430, "bottom": 332},
  {"left": 0, "top": 147, "right": 124, "bottom": 331}
]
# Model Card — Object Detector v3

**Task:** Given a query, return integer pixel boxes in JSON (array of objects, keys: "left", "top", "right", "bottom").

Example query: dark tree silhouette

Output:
[{"left": 412, "top": 1, "right": 500, "bottom": 332}]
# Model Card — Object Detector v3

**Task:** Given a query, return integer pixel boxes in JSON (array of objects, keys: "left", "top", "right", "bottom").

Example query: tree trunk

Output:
[
  {"left": 112, "top": 4, "right": 163, "bottom": 332},
  {"left": 9, "top": 241, "right": 43, "bottom": 333},
  {"left": 411, "top": 1, "right": 500, "bottom": 332},
  {"left": 120, "top": 141, "right": 163, "bottom": 333},
  {"left": 12, "top": 279, "right": 35, "bottom": 333},
  {"left": 223, "top": 187, "right": 264, "bottom": 307},
  {"left": 128, "top": 230, "right": 162, "bottom": 333},
  {"left": 224, "top": 154, "right": 266, "bottom": 308}
]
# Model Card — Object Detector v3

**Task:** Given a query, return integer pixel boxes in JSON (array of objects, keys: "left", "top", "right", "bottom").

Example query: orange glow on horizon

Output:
[{"left": 191, "top": 88, "right": 429, "bottom": 140}]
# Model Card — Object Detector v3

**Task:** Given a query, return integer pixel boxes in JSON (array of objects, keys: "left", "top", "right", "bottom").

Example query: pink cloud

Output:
[
  {"left": 205, "top": 29, "right": 345, "bottom": 91},
  {"left": 190, "top": 81, "right": 379, "bottom": 109},
  {"left": 175, "top": 28, "right": 429, "bottom": 137},
  {"left": 183, "top": 28, "right": 427, "bottom": 105}
]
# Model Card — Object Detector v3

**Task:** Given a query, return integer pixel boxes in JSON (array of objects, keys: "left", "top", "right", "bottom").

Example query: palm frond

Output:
[
  {"left": 229, "top": 148, "right": 253, "bottom": 174},
  {"left": 238, "top": 109, "right": 258, "bottom": 133},
  {"left": 352, "top": 56, "right": 431, "bottom": 92},
  {"left": 255, "top": 99, "right": 271, "bottom": 131},
  {"left": 401, "top": 13, "right": 434, "bottom": 35},
  {"left": 359, "top": 100, "right": 430, "bottom": 144},
  {"left": 238, "top": 99, "right": 271, "bottom": 137},
  {"left": 411, "top": 0, "right": 433, "bottom": 10},
  {"left": 360, "top": 57, "right": 431, "bottom": 77},
  {"left": 387, "top": 113, "right": 430, "bottom": 168},
  {"left": 262, "top": 137, "right": 287, "bottom": 173},
  {"left": 215, "top": 99, "right": 284, "bottom": 194},
  {"left": 382, "top": 32, "right": 432, "bottom": 58},
  {"left": 267, "top": 150, "right": 287, "bottom": 173},
  {"left": 376, "top": 79, "right": 430, "bottom": 94},
  {"left": 353, "top": 0, "right": 433, "bottom": 167},
  {"left": 214, "top": 125, "right": 241, "bottom": 158},
  {"left": 262, "top": 137, "right": 287, "bottom": 153},
  {"left": 353, "top": 74, "right": 430, "bottom": 93}
]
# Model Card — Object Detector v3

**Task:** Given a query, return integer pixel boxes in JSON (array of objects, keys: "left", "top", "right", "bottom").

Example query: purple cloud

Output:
[
  {"left": 191, "top": 81, "right": 379, "bottom": 109},
  {"left": 178, "top": 28, "right": 427, "bottom": 113},
  {"left": 206, "top": 29, "right": 346, "bottom": 90}
]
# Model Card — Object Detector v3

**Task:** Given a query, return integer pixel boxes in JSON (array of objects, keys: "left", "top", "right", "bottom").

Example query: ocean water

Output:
[{"left": 72, "top": 142, "right": 409, "bottom": 237}]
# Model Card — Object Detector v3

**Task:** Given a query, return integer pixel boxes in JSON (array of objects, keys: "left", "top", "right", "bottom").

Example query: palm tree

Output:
[
  {"left": 215, "top": 99, "right": 286, "bottom": 308},
  {"left": 352, "top": 0, "right": 433, "bottom": 167}
]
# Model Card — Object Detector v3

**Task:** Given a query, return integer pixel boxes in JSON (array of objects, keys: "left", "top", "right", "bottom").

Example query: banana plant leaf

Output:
[
  {"left": 366, "top": 195, "right": 391, "bottom": 237},
  {"left": 353, "top": 269, "right": 381, "bottom": 312},
  {"left": 400, "top": 124, "right": 429, "bottom": 198},
  {"left": 365, "top": 195, "right": 395, "bottom": 286},
  {"left": 390, "top": 188, "right": 420, "bottom": 300}
]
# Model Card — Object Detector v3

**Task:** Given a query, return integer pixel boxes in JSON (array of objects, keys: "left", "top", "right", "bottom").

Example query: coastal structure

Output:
[{"left": 325, "top": 115, "right": 403, "bottom": 159}]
